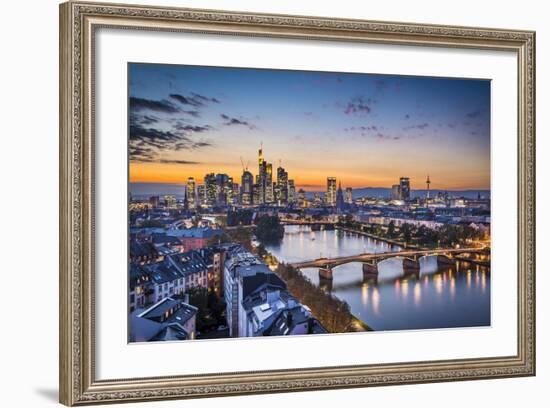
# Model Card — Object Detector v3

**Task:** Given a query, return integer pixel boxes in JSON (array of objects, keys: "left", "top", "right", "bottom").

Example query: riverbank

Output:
[
  {"left": 336, "top": 225, "right": 491, "bottom": 268},
  {"left": 348, "top": 314, "right": 374, "bottom": 332},
  {"left": 256, "top": 244, "right": 374, "bottom": 333},
  {"left": 335, "top": 225, "right": 416, "bottom": 249},
  {"left": 267, "top": 224, "right": 491, "bottom": 331}
]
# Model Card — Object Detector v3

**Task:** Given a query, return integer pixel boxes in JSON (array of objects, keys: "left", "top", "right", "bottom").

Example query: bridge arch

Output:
[{"left": 418, "top": 254, "right": 454, "bottom": 269}]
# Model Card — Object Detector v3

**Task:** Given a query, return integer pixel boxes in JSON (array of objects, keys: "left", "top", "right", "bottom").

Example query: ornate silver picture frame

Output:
[{"left": 59, "top": 1, "right": 535, "bottom": 405}]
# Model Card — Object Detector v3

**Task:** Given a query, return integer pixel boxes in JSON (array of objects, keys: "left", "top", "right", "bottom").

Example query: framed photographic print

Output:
[{"left": 59, "top": 1, "right": 536, "bottom": 405}]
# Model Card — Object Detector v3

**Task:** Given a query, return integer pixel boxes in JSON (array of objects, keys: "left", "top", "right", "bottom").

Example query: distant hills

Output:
[
  {"left": 355, "top": 187, "right": 489, "bottom": 199},
  {"left": 305, "top": 188, "right": 490, "bottom": 200}
]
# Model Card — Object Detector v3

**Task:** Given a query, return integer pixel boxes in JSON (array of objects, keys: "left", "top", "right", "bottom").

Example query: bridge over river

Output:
[{"left": 290, "top": 247, "right": 489, "bottom": 280}]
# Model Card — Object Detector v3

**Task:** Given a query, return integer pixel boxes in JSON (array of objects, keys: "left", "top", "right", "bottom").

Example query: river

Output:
[{"left": 265, "top": 225, "right": 491, "bottom": 331}]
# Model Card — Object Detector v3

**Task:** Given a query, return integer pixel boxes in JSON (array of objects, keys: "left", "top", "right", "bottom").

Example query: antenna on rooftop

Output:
[{"left": 240, "top": 156, "right": 249, "bottom": 172}]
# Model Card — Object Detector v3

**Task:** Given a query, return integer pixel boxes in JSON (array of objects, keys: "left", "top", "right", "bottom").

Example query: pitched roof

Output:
[
  {"left": 168, "top": 251, "right": 208, "bottom": 277},
  {"left": 150, "top": 324, "right": 189, "bottom": 341},
  {"left": 139, "top": 296, "right": 198, "bottom": 324},
  {"left": 241, "top": 272, "right": 286, "bottom": 299},
  {"left": 144, "top": 261, "right": 184, "bottom": 285},
  {"left": 152, "top": 233, "right": 182, "bottom": 246},
  {"left": 130, "top": 241, "right": 157, "bottom": 258}
]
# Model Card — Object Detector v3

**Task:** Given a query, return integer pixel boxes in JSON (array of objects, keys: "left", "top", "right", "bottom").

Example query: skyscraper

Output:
[
  {"left": 149, "top": 195, "right": 160, "bottom": 208},
  {"left": 197, "top": 184, "right": 207, "bottom": 206},
  {"left": 336, "top": 182, "right": 345, "bottom": 213},
  {"left": 391, "top": 184, "right": 401, "bottom": 200},
  {"left": 216, "top": 173, "right": 230, "bottom": 206},
  {"left": 327, "top": 177, "right": 337, "bottom": 206},
  {"left": 345, "top": 187, "right": 353, "bottom": 204},
  {"left": 265, "top": 163, "right": 274, "bottom": 203},
  {"left": 298, "top": 188, "right": 306, "bottom": 207},
  {"left": 164, "top": 195, "right": 177, "bottom": 209},
  {"left": 241, "top": 170, "right": 254, "bottom": 205},
  {"left": 257, "top": 144, "right": 266, "bottom": 204},
  {"left": 288, "top": 179, "right": 295, "bottom": 203},
  {"left": 186, "top": 177, "right": 196, "bottom": 208},
  {"left": 276, "top": 165, "right": 288, "bottom": 205},
  {"left": 253, "top": 183, "right": 261, "bottom": 205},
  {"left": 399, "top": 177, "right": 411, "bottom": 201},
  {"left": 204, "top": 173, "right": 217, "bottom": 206},
  {"left": 224, "top": 177, "right": 239, "bottom": 205}
]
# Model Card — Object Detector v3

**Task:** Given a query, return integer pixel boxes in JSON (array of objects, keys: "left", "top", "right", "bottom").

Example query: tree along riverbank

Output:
[
  {"left": 336, "top": 217, "right": 487, "bottom": 250},
  {"left": 257, "top": 244, "right": 373, "bottom": 333},
  {"left": 212, "top": 219, "right": 374, "bottom": 333}
]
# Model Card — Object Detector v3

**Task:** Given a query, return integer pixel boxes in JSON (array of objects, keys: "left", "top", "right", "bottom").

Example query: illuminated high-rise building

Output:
[
  {"left": 288, "top": 180, "right": 296, "bottom": 203},
  {"left": 265, "top": 163, "right": 274, "bottom": 203},
  {"left": 230, "top": 181, "right": 239, "bottom": 205},
  {"left": 149, "top": 195, "right": 160, "bottom": 208},
  {"left": 336, "top": 182, "right": 345, "bottom": 213},
  {"left": 204, "top": 173, "right": 217, "bottom": 206},
  {"left": 197, "top": 184, "right": 207, "bottom": 206},
  {"left": 314, "top": 192, "right": 321, "bottom": 204},
  {"left": 391, "top": 184, "right": 401, "bottom": 200},
  {"left": 186, "top": 177, "right": 196, "bottom": 208},
  {"left": 298, "top": 188, "right": 306, "bottom": 207},
  {"left": 345, "top": 187, "right": 353, "bottom": 204},
  {"left": 216, "top": 173, "right": 230, "bottom": 206},
  {"left": 276, "top": 165, "right": 288, "bottom": 205},
  {"left": 241, "top": 170, "right": 254, "bottom": 205},
  {"left": 252, "top": 183, "right": 261, "bottom": 205},
  {"left": 164, "top": 195, "right": 177, "bottom": 209},
  {"left": 399, "top": 177, "right": 411, "bottom": 201},
  {"left": 326, "top": 177, "right": 337, "bottom": 206},
  {"left": 257, "top": 144, "right": 266, "bottom": 204}
]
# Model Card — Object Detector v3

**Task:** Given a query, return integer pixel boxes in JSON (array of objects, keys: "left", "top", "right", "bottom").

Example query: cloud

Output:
[
  {"left": 191, "top": 92, "right": 220, "bottom": 104},
  {"left": 220, "top": 114, "right": 256, "bottom": 129},
  {"left": 129, "top": 123, "right": 213, "bottom": 163},
  {"left": 130, "top": 114, "right": 160, "bottom": 126},
  {"left": 345, "top": 126, "right": 398, "bottom": 141},
  {"left": 170, "top": 92, "right": 220, "bottom": 107},
  {"left": 130, "top": 97, "right": 180, "bottom": 114},
  {"left": 345, "top": 125, "right": 378, "bottom": 133},
  {"left": 158, "top": 159, "right": 200, "bottom": 165},
  {"left": 169, "top": 93, "right": 201, "bottom": 107},
  {"left": 403, "top": 122, "right": 429, "bottom": 130},
  {"left": 174, "top": 124, "right": 213, "bottom": 133},
  {"left": 140, "top": 115, "right": 159, "bottom": 125},
  {"left": 404, "top": 114, "right": 410, "bottom": 120},
  {"left": 182, "top": 110, "right": 201, "bottom": 118},
  {"left": 466, "top": 110, "right": 483, "bottom": 118},
  {"left": 342, "top": 96, "right": 373, "bottom": 116}
]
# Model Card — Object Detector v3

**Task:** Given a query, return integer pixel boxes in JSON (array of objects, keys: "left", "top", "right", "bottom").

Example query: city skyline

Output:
[{"left": 129, "top": 63, "right": 491, "bottom": 190}]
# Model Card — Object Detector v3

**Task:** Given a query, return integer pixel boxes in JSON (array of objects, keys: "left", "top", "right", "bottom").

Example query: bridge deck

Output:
[{"left": 290, "top": 247, "right": 488, "bottom": 269}]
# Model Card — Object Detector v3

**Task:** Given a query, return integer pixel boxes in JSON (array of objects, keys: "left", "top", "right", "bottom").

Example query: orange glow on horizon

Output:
[{"left": 129, "top": 162, "right": 490, "bottom": 191}]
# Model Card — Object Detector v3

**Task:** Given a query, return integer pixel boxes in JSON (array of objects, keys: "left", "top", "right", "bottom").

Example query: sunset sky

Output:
[{"left": 128, "top": 63, "right": 490, "bottom": 191}]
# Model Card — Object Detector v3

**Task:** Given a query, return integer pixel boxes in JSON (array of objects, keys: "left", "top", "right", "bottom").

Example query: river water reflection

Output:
[{"left": 265, "top": 225, "right": 491, "bottom": 331}]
